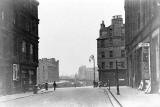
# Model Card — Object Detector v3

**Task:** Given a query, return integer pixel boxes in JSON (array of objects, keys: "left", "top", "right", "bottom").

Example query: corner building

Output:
[
  {"left": 0, "top": 0, "right": 39, "bottom": 94},
  {"left": 125, "top": 0, "right": 160, "bottom": 93},
  {"left": 37, "top": 58, "right": 59, "bottom": 84},
  {"left": 97, "top": 15, "right": 128, "bottom": 86}
]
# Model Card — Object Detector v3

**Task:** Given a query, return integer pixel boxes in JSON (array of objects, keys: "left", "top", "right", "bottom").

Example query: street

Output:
[{"left": 0, "top": 87, "right": 113, "bottom": 107}]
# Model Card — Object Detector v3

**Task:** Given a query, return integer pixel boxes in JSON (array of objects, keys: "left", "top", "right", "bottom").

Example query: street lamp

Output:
[
  {"left": 116, "top": 60, "right": 121, "bottom": 95},
  {"left": 89, "top": 55, "right": 96, "bottom": 87}
]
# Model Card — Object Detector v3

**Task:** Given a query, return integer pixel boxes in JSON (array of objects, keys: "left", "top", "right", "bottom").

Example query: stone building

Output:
[
  {"left": 0, "top": 0, "right": 39, "bottom": 94},
  {"left": 37, "top": 58, "right": 59, "bottom": 84},
  {"left": 125, "top": 0, "right": 160, "bottom": 93},
  {"left": 97, "top": 15, "right": 127, "bottom": 86},
  {"left": 85, "top": 67, "right": 99, "bottom": 81},
  {"left": 77, "top": 65, "right": 98, "bottom": 81}
]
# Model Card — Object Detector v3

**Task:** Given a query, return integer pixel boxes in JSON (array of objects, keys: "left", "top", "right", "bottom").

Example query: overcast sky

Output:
[{"left": 38, "top": 0, "right": 125, "bottom": 76}]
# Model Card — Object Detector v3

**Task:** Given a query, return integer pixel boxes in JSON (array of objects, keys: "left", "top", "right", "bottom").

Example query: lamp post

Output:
[
  {"left": 116, "top": 60, "right": 120, "bottom": 95},
  {"left": 89, "top": 55, "right": 96, "bottom": 87}
]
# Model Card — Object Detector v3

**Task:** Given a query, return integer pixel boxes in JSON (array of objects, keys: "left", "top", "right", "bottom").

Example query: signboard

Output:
[
  {"left": 13, "top": 64, "right": 19, "bottom": 81},
  {"left": 136, "top": 42, "right": 150, "bottom": 49}
]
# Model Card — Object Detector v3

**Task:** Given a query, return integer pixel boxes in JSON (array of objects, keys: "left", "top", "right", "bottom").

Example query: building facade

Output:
[
  {"left": 125, "top": 0, "right": 160, "bottom": 93},
  {"left": 37, "top": 58, "right": 59, "bottom": 84},
  {"left": 0, "top": 0, "right": 39, "bottom": 94},
  {"left": 97, "top": 15, "right": 127, "bottom": 86},
  {"left": 77, "top": 65, "right": 98, "bottom": 81}
]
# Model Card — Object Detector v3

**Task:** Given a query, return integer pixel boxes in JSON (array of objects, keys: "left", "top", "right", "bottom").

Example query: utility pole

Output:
[
  {"left": 116, "top": 60, "right": 120, "bottom": 95},
  {"left": 93, "top": 58, "right": 96, "bottom": 87}
]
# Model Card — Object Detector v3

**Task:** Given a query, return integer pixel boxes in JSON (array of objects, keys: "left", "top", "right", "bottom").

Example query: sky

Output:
[{"left": 38, "top": 0, "right": 125, "bottom": 76}]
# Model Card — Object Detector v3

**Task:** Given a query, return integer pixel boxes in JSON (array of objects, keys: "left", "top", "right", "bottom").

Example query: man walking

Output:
[
  {"left": 45, "top": 82, "right": 48, "bottom": 90},
  {"left": 53, "top": 81, "right": 57, "bottom": 91}
]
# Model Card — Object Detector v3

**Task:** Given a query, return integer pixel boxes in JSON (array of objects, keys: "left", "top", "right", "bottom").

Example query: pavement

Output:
[
  {"left": 0, "top": 88, "right": 54, "bottom": 102},
  {"left": 107, "top": 86, "right": 160, "bottom": 107},
  {"left": 1, "top": 86, "right": 160, "bottom": 107},
  {"left": 0, "top": 86, "right": 112, "bottom": 107},
  {"left": 0, "top": 86, "right": 93, "bottom": 102}
]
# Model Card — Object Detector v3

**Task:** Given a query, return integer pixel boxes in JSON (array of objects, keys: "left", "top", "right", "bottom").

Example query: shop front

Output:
[
  {"left": 20, "top": 66, "right": 37, "bottom": 92},
  {"left": 150, "top": 28, "right": 160, "bottom": 93}
]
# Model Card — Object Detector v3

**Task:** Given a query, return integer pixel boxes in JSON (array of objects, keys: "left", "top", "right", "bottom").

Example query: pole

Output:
[
  {"left": 74, "top": 74, "right": 76, "bottom": 88},
  {"left": 116, "top": 60, "right": 120, "bottom": 95},
  {"left": 93, "top": 59, "right": 95, "bottom": 87}
]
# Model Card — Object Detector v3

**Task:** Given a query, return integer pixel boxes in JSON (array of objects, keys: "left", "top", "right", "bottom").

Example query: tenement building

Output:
[
  {"left": 97, "top": 15, "right": 127, "bottom": 86},
  {"left": 125, "top": 0, "right": 160, "bottom": 93},
  {"left": 0, "top": 0, "right": 39, "bottom": 94},
  {"left": 37, "top": 58, "right": 59, "bottom": 84}
]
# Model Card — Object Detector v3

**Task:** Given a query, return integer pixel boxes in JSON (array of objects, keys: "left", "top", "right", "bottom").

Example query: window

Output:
[
  {"left": 143, "top": 53, "right": 148, "bottom": 62},
  {"left": 32, "top": 21, "right": 38, "bottom": 35},
  {"left": 1, "top": 11, "right": 4, "bottom": 20},
  {"left": 30, "top": 44, "right": 33, "bottom": 55},
  {"left": 121, "top": 36, "right": 125, "bottom": 41},
  {"left": 13, "top": 38, "right": 18, "bottom": 55},
  {"left": 109, "top": 62, "right": 113, "bottom": 68},
  {"left": 101, "top": 40, "right": 105, "bottom": 48},
  {"left": 109, "top": 38, "right": 113, "bottom": 45},
  {"left": 109, "top": 50, "right": 113, "bottom": 57},
  {"left": 102, "top": 62, "right": 105, "bottom": 69},
  {"left": 121, "top": 62, "right": 125, "bottom": 68},
  {"left": 0, "top": 38, "right": 3, "bottom": 57},
  {"left": 13, "top": 18, "right": 16, "bottom": 25},
  {"left": 26, "top": 22, "right": 30, "bottom": 31},
  {"left": 121, "top": 50, "right": 125, "bottom": 57},
  {"left": 22, "top": 41, "right": 26, "bottom": 53},
  {"left": 101, "top": 51, "right": 105, "bottom": 58}
]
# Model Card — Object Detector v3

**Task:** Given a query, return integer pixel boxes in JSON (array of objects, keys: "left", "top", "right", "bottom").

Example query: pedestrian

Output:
[
  {"left": 53, "top": 81, "right": 57, "bottom": 91},
  {"left": 45, "top": 82, "right": 48, "bottom": 90}
]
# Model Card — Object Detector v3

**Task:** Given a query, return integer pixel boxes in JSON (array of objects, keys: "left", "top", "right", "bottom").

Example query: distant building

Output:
[
  {"left": 77, "top": 66, "right": 86, "bottom": 80},
  {"left": 85, "top": 67, "right": 98, "bottom": 81},
  {"left": 37, "top": 58, "right": 59, "bottom": 84},
  {"left": 0, "top": 0, "right": 39, "bottom": 94},
  {"left": 97, "top": 15, "right": 127, "bottom": 86},
  {"left": 125, "top": 0, "right": 160, "bottom": 93},
  {"left": 77, "top": 65, "right": 98, "bottom": 81}
]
